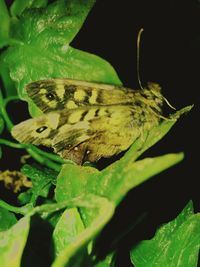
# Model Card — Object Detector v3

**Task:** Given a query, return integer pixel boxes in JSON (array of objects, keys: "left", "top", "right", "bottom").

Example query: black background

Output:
[
  {"left": 72, "top": 0, "right": 200, "bottom": 210},
  {"left": 1, "top": 0, "right": 200, "bottom": 265},
  {"left": 71, "top": 0, "right": 200, "bottom": 264}
]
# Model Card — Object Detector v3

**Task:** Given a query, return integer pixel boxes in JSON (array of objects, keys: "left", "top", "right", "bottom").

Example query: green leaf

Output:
[
  {"left": 0, "top": 0, "right": 10, "bottom": 48},
  {"left": 1, "top": 0, "right": 121, "bottom": 116},
  {"left": 21, "top": 164, "right": 58, "bottom": 204},
  {"left": 2, "top": 46, "right": 121, "bottom": 116},
  {"left": 88, "top": 153, "right": 184, "bottom": 205},
  {"left": 55, "top": 164, "right": 98, "bottom": 203},
  {"left": 17, "top": 190, "right": 32, "bottom": 205},
  {"left": 53, "top": 208, "right": 85, "bottom": 257},
  {"left": 0, "top": 207, "right": 17, "bottom": 231},
  {"left": 10, "top": 0, "right": 95, "bottom": 43},
  {"left": 55, "top": 153, "right": 183, "bottom": 228},
  {"left": 0, "top": 62, "right": 16, "bottom": 97},
  {"left": 130, "top": 201, "right": 200, "bottom": 267},
  {"left": 55, "top": 164, "right": 100, "bottom": 232},
  {"left": 10, "top": 0, "right": 48, "bottom": 17},
  {"left": 0, "top": 216, "right": 30, "bottom": 267},
  {"left": 51, "top": 195, "right": 114, "bottom": 267}
]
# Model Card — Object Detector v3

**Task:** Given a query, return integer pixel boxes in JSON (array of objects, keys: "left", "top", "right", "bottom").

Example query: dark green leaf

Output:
[
  {"left": 21, "top": 164, "right": 58, "bottom": 204},
  {"left": 10, "top": 0, "right": 96, "bottom": 44},
  {"left": 130, "top": 201, "right": 200, "bottom": 267},
  {"left": 0, "top": 0, "right": 10, "bottom": 48},
  {"left": 46, "top": 211, "right": 62, "bottom": 228},
  {"left": 2, "top": 45, "right": 121, "bottom": 116},
  {"left": 0, "top": 62, "right": 16, "bottom": 97},
  {"left": 0, "top": 207, "right": 17, "bottom": 231},
  {"left": 10, "top": 0, "right": 48, "bottom": 17},
  {"left": 17, "top": 190, "right": 32, "bottom": 205},
  {"left": 1, "top": 0, "right": 121, "bottom": 116}
]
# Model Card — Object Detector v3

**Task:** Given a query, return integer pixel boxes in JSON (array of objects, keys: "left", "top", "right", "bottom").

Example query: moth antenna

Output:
[
  {"left": 150, "top": 88, "right": 176, "bottom": 110},
  {"left": 137, "top": 29, "right": 176, "bottom": 110},
  {"left": 162, "top": 95, "right": 176, "bottom": 110},
  {"left": 137, "top": 28, "right": 144, "bottom": 90}
]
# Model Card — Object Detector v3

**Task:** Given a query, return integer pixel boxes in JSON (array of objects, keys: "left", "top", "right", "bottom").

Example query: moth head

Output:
[
  {"left": 146, "top": 82, "right": 176, "bottom": 110},
  {"left": 144, "top": 82, "right": 163, "bottom": 107},
  {"left": 11, "top": 113, "right": 60, "bottom": 146},
  {"left": 146, "top": 82, "right": 161, "bottom": 96}
]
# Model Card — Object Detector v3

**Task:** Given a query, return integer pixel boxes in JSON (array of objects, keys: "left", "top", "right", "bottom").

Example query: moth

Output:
[{"left": 11, "top": 78, "right": 165, "bottom": 164}]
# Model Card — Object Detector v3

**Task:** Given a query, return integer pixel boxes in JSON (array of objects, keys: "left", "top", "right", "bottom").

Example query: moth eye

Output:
[
  {"left": 36, "top": 126, "right": 48, "bottom": 133},
  {"left": 46, "top": 92, "right": 55, "bottom": 100}
]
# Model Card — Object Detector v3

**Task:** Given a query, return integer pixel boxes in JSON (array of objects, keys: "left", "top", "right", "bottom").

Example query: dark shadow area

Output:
[{"left": 21, "top": 215, "right": 55, "bottom": 267}]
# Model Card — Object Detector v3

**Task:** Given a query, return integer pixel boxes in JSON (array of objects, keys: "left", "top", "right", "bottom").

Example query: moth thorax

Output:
[{"left": 145, "top": 83, "right": 163, "bottom": 106}]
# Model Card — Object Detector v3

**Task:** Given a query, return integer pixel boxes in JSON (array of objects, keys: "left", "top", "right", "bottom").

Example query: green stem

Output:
[
  {"left": 0, "top": 102, "right": 14, "bottom": 131},
  {"left": 4, "top": 95, "right": 20, "bottom": 105},
  {"left": 0, "top": 200, "right": 33, "bottom": 215},
  {"left": 0, "top": 196, "right": 92, "bottom": 216},
  {"left": 27, "top": 148, "right": 62, "bottom": 172},
  {"left": 31, "top": 145, "right": 66, "bottom": 164},
  {"left": 0, "top": 139, "right": 62, "bottom": 171},
  {"left": 27, "top": 196, "right": 94, "bottom": 217},
  {"left": 0, "top": 138, "right": 25, "bottom": 148}
]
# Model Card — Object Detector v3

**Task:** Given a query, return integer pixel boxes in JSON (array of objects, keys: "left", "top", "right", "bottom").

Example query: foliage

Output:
[
  {"left": 130, "top": 202, "right": 200, "bottom": 267},
  {"left": 0, "top": 1, "right": 197, "bottom": 266}
]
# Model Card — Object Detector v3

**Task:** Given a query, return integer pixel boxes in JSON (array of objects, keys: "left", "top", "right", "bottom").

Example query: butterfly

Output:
[{"left": 11, "top": 78, "right": 164, "bottom": 164}]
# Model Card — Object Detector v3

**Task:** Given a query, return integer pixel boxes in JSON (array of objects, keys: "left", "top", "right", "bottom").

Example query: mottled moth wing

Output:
[
  {"left": 11, "top": 107, "right": 92, "bottom": 164},
  {"left": 11, "top": 96, "right": 162, "bottom": 165},
  {"left": 52, "top": 105, "right": 142, "bottom": 164},
  {"left": 26, "top": 78, "right": 136, "bottom": 113},
  {"left": 11, "top": 112, "right": 61, "bottom": 147},
  {"left": 12, "top": 80, "right": 164, "bottom": 164}
]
